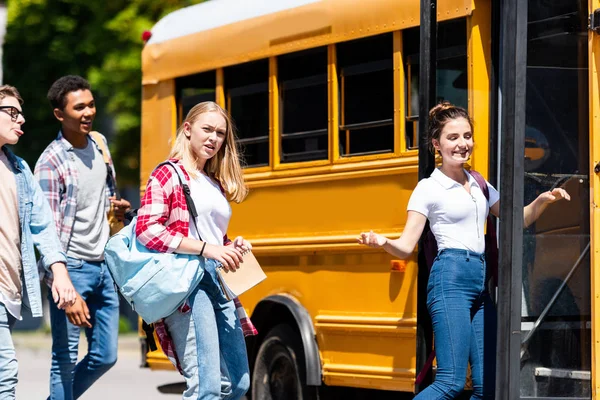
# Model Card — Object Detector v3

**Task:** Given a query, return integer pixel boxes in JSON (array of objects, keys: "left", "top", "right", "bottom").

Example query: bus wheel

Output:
[{"left": 252, "top": 324, "right": 318, "bottom": 400}]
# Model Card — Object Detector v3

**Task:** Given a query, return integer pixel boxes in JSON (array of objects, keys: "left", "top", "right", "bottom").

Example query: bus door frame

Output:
[
  {"left": 415, "top": 0, "right": 437, "bottom": 393},
  {"left": 589, "top": 0, "right": 600, "bottom": 395},
  {"left": 495, "top": 0, "right": 528, "bottom": 398}
]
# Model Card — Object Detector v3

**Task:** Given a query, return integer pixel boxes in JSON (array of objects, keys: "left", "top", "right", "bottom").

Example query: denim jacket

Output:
[{"left": 2, "top": 146, "right": 67, "bottom": 317}]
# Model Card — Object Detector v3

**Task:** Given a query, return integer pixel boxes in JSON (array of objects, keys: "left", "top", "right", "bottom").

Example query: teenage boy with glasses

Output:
[{"left": 0, "top": 84, "right": 76, "bottom": 399}]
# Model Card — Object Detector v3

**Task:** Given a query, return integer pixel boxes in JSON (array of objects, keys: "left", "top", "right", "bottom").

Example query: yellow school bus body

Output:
[
  {"left": 139, "top": 0, "right": 600, "bottom": 395},
  {"left": 139, "top": 0, "right": 489, "bottom": 393}
]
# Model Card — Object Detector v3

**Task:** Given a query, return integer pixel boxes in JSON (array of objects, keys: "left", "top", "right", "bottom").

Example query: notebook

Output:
[{"left": 215, "top": 250, "right": 266, "bottom": 300}]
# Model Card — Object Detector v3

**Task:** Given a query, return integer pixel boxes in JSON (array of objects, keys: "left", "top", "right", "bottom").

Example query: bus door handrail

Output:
[{"left": 520, "top": 241, "right": 590, "bottom": 360}]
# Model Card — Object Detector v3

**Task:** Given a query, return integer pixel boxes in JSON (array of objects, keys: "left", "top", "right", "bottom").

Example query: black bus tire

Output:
[{"left": 252, "top": 324, "right": 319, "bottom": 400}]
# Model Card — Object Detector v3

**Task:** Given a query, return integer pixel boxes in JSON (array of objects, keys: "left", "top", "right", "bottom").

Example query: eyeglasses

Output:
[{"left": 0, "top": 106, "right": 24, "bottom": 122}]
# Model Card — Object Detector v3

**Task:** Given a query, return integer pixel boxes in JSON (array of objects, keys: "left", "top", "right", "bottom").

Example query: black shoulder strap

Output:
[
  {"left": 141, "top": 320, "right": 157, "bottom": 351},
  {"left": 156, "top": 161, "right": 202, "bottom": 241}
]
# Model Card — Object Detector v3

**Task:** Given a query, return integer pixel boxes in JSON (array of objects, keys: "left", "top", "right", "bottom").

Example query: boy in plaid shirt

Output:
[{"left": 35, "top": 76, "right": 130, "bottom": 400}]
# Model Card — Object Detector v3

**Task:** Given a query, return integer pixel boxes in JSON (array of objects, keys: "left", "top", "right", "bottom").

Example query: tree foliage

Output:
[{"left": 4, "top": 0, "right": 204, "bottom": 185}]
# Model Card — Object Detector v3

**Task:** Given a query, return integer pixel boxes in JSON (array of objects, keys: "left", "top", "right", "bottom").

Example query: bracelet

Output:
[{"left": 199, "top": 241, "right": 207, "bottom": 256}]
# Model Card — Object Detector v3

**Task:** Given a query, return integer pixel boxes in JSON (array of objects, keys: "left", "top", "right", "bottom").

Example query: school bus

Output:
[{"left": 139, "top": 0, "right": 600, "bottom": 398}]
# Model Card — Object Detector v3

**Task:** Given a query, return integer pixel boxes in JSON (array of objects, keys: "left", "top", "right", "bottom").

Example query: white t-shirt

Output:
[
  {"left": 187, "top": 173, "right": 232, "bottom": 246},
  {"left": 407, "top": 168, "right": 500, "bottom": 254}
]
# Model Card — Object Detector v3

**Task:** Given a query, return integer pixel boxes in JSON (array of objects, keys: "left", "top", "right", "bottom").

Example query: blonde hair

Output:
[{"left": 169, "top": 101, "right": 248, "bottom": 203}]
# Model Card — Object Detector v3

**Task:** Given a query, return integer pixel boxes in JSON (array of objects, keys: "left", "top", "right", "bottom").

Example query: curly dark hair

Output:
[{"left": 47, "top": 75, "right": 92, "bottom": 110}]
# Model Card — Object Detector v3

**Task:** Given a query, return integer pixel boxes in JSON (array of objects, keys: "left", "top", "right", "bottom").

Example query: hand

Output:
[
  {"left": 358, "top": 231, "right": 388, "bottom": 248},
  {"left": 231, "top": 236, "right": 252, "bottom": 252},
  {"left": 537, "top": 188, "right": 571, "bottom": 204},
  {"left": 49, "top": 263, "right": 76, "bottom": 309},
  {"left": 109, "top": 197, "right": 131, "bottom": 222},
  {"left": 65, "top": 293, "right": 92, "bottom": 328},
  {"left": 203, "top": 243, "right": 244, "bottom": 272}
]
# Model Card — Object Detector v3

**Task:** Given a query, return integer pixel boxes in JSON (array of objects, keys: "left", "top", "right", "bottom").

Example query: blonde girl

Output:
[{"left": 136, "top": 101, "right": 255, "bottom": 400}]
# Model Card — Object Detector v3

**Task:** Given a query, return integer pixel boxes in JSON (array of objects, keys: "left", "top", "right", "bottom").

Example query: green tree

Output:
[{"left": 4, "top": 0, "right": 203, "bottom": 186}]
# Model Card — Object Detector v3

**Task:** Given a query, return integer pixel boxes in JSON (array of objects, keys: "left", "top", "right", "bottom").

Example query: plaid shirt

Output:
[
  {"left": 34, "top": 131, "right": 116, "bottom": 252},
  {"left": 136, "top": 159, "right": 257, "bottom": 373}
]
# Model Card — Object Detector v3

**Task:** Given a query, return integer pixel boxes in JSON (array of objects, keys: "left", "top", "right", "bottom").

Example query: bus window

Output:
[
  {"left": 336, "top": 33, "right": 394, "bottom": 157},
  {"left": 175, "top": 71, "right": 216, "bottom": 123},
  {"left": 225, "top": 59, "right": 269, "bottom": 168},
  {"left": 404, "top": 19, "right": 468, "bottom": 149},
  {"left": 278, "top": 47, "right": 328, "bottom": 163}
]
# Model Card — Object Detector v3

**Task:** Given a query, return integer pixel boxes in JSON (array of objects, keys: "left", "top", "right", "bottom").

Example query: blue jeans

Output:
[
  {"left": 416, "top": 249, "right": 496, "bottom": 399},
  {"left": 48, "top": 258, "right": 119, "bottom": 400},
  {"left": 0, "top": 304, "right": 17, "bottom": 399},
  {"left": 164, "top": 262, "right": 250, "bottom": 400}
]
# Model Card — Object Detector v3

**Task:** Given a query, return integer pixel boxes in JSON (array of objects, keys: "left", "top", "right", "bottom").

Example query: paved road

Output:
[
  {"left": 13, "top": 333, "right": 416, "bottom": 399},
  {"left": 14, "top": 332, "right": 185, "bottom": 399}
]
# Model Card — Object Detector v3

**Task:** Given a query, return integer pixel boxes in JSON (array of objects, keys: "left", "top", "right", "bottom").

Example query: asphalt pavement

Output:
[
  {"left": 13, "top": 332, "right": 184, "bottom": 399},
  {"left": 13, "top": 332, "right": 413, "bottom": 399}
]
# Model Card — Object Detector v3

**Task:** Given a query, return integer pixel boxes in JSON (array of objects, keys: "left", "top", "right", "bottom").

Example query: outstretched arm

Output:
[
  {"left": 358, "top": 211, "right": 428, "bottom": 259},
  {"left": 488, "top": 188, "right": 570, "bottom": 228},
  {"left": 523, "top": 188, "right": 570, "bottom": 227}
]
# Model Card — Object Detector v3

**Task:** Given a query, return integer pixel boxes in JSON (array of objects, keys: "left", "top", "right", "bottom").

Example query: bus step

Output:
[
  {"left": 534, "top": 367, "right": 591, "bottom": 381},
  {"left": 522, "top": 398, "right": 591, "bottom": 400}
]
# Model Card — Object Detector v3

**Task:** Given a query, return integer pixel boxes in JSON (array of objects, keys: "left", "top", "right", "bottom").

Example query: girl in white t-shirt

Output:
[{"left": 359, "top": 102, "right": 570, "bottom": 399}]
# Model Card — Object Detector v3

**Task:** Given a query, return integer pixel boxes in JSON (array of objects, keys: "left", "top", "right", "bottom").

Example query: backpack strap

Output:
[
  {"left": 468, "top": 170, "right": 490, "bottom": 202},
  {"left": 141, "top": 320, "right": 158, "bottom": 352},
  {"left": 90, "top": 131, "right": 120, "bottom": 199},
  {"left": 90, "top": 131, "right": 110, "bottom": 164},
  {"left": 469, "top": 169, "right": 499, "bottom": 287},
  {"left": 163, "top": 161, "right": 198, "bottom": 219},
  {"left": 155, "top": 161, "right": 201, "bottom": 241},
  {"left": 415, "top": 349, "right": 437, "bottom": 386}
]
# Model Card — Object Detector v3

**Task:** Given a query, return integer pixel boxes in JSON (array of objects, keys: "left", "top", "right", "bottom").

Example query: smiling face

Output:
[
  {"left": 0, "top": 96, "right": 25, "bottom": 147},
  {"left": 183, "top": 111, "right": 227, "bottom": 165},
  {"left": 432, "top": 117, "right": 473, "bottom": 166},
  {"left": 53, "top": 89, "right": 96, "bottom": 137}
]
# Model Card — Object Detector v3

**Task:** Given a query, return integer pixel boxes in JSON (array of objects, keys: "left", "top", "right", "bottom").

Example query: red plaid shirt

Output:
[{"left": 136, "top": 159, "right": 257, "bottom": 373}]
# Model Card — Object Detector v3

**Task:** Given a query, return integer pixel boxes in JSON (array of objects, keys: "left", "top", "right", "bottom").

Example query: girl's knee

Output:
[
  {"left": 428, "top": 376, "right": 466, "bottom": 398},
  {"left": 416, "top": 381, "right": 464, "bottom": 400},
  {"left": 94, "top": 355, "right": 117, "bottom": 373},
  {"left": 447, "top": 382, "right": 466, "bottom": 398},
  {"left": 471, "top": 385, "right": 495, "bottom": 399},
  {"left": 226, "top": 373, "right": 249, "bottom": 400}
]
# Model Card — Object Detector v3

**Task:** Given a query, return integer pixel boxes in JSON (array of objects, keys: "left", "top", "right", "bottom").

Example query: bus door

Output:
[
  {"left": 509, "top": 0, "right": 595, "bottom": 397},
  {"left": 589, "top": 0, "right": 600, "bottom": 397}
]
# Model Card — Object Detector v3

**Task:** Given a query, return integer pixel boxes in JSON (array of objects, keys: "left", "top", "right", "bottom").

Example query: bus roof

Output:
[
  {"left": 142, "top": 0, "right": 471, "bottom": 84},
  {"left": 147, "top": 0, "right": 321, "bottom": 45}
]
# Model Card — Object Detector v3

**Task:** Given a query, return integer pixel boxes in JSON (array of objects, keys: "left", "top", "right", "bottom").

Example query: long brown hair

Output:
[{"left": 169, "top": 101, "right": 248, "bottom": 203}]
